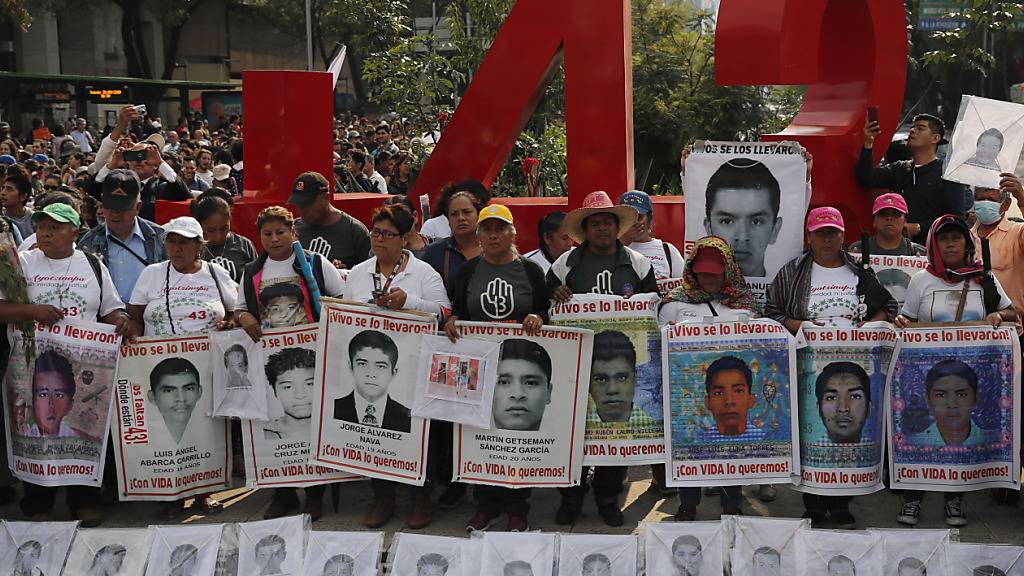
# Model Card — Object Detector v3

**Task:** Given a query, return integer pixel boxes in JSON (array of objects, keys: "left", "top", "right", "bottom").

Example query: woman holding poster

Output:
[
  {"left": 894, "top": 214, "right": 1016, "bottom": 527},
  {"left": 659, "top": 236, "right": 763, "bottom": 519},
  {"left": 343, "top": 203, "right": 451, "bottom": 529},
  {"left": 0, "top": 202, "right": 136, "bottom": 527},
  {"left": 443, "top": 203, "right": 550, "bottom": 532},
  {"left": 766, "top": 206, "right": 897, "bottom": 528}
]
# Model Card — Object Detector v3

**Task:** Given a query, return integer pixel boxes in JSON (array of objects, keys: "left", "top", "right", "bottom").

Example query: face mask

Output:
[{"left": 973, "top": 200, "right": 1002, "bottom": 225}]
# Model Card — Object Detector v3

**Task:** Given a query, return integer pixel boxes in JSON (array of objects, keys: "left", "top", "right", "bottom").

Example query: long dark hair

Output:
[{"left": 536, "top": 211, "right": 566, "bottom": 262}]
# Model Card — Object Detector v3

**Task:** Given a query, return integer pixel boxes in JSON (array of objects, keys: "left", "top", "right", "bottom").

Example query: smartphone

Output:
[
  {"left": 123, "top": 150, "right": 146, "bottom": 162},
  {"left": 867, "top": 106, "right": 879, "bottom": 125}
]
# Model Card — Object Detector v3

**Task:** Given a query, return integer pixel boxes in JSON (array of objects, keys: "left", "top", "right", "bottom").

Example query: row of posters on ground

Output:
[
  {"left": 8, "top": 515, "right": 1024, "bottom": 576},
  {"left": 2, "top": 298, "right": 1020, "bottom": 499}
]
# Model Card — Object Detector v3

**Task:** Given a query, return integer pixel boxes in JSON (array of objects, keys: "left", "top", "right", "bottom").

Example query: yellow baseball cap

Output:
[{"left": 477, "top": 203, "right": 514, "bottom": 225}]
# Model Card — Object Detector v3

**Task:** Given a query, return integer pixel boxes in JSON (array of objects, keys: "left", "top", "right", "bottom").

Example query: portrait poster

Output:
[
  {"left": 387, "top": 533, "right": 466, "bottom": 576},
  {"left": 112, "top": 334, "right": 231, "bottom": 501},
  {"left": 62, "top": 527, "right": 154, "bottom": 576},
  {"left": 549, "top": 293, "right": 665, "bottom": 466},
  {"left": 943, "top": 95, "right": 1024, "bottom": 189},
  {"left": 215, "top": 523, "right": 239, "bottom": 576},
  {"left": 210, "top": 329, "right": 268, "bottom": 421},
  {"left": 888, "top": 326, "right": 1021, "bottom": 492},
  {"left": 868, "top": 528, "right": 955, "bottom": 576},
  {"left": 663, "top": 319, "right": 797, "bottom": 487},
  {"left": 303, "top": 531, "right": 382, "bottom": 576},
  {"left": 795, "top": 325, "right": 896, "bottom": 496},
  {"left": 145, "top": 524, "right": 223, "bottom": 576},
  {"left": 452, "top": 323, "right": 591, "bottom": 488},
  {"left": 558, "top": 534, "right": 638, "bottom": 576},
  {"left": 0, "top": 520, "right": 78, "bottom": 576},
  {"left": 728, "top": 516, "right": 809, "bottom": 576},
  {"left": 643, "top": 520, "right": 725, "bottom": 576},
  {"left": 945, "top": 543, "right": 1024, "bottom": 576},
  {"left": 236, "top": 516, "right": 308, "bottom": 576},
  {"left": 412, "top": 334, "right": 501, "bottom": 429},
  {"left": 794, "top": 528, "right": 883, "bottom": 576},
  {"left": 312, "top": 303, "right": 434, "bottom": 485},
  {"left": 853, "top": 255, "right": 928, "bottom": 309},
  {"left": 242, "top": 325, "right": 360, "bottom": 489},
  {"left": 461, "top": 538, "right": 483, "bottom": 576},
  {"left": 3, "top": 320, "right": 120, "bottom": 487},
  {"left": 683, "top": 140, "right": 809, "bottom": 297},
  {"left": 478, "top": 532, "right": 556, "bottom": 576}
]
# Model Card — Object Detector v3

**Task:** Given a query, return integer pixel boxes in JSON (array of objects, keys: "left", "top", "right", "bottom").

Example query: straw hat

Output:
[{"left": 563, "top": 191, "right": 638, "bottom": 243}]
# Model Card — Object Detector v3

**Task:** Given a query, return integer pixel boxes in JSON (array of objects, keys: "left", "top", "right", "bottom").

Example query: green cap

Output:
[{"left": 31, "top": 203, "right": 81, "bottom": 228}]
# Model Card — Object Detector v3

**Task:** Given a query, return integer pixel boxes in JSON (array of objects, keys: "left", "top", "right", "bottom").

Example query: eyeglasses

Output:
[{"left": 370, "top": 228, "right": 401, "bottom": 240}]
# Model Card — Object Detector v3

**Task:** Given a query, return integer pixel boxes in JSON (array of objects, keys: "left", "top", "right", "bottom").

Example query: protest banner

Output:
[
  {"left": 888, "top": 325, "right": 1021, "bottom": 492},
  {"left": 945, "top": 542, "right": 1024, "bottom": 576},
  {"left": 3, "top": 321, "right": 120, "bottom": 487},
  {"left": 312, "top": 303, "right": 434, "bottom": 485},
  {"left": 453, "top": 322, "right": 590, "bottom": 488},
  {"left": 683, "top": 140, "right": 809, "bottom": 299},
  {"left": 145, "top": 524, "right": 223, "bottom": 576},
  {"left": 869, "top": 528, "right": 955, "bottom": 576},
  {"left": 558, "top": 534, "right": 638, "bottom": 576},
  {"left": 242, "top": 325, "right": 360, "bottom": 489},
  {"left": 412, "top": 334, "right": 501, "bottom": 429},
  {"left": 795, "top": 325, "right": 896, "bottom": 496},
  {"left": 550, "top": 293, "right": 664, "bottom": 466},
  {"left": 210, "top": 329, "right": 268, "bottom": 420},
  {"left": 794, "top": 527, "right": 884, "bottom": 576},
  {"left": 0, "top": 520, "right": 78, "bottom": 576},
  {"left": 388, "top": 533, "right": 467, "bottom": 576},
  {"left": 304, "top": 530, "right": 382, "bottom": 576},
  {"left": 236, "top": 516, "right": 307, "bottom": 576},
  {"left": 479, "top": 532, "right": 556, "bottom": 576},
  {"left": 643, "top": 521, "right": 724, "bottom": 576},
  {"left": 728, "top": 516, "right": 809, "bottom": 576},
  {"left": 112, "top": 334, "right": 231, "bottom": 501},
  {"left": 944, "top": 95, "right": 1024, "bottom": 189},
  {"left": 663, "top": 319, "right": 797, "bottom": 487},
  {"left": 852, "top": 255, "right": 928, "bottom": 308},
  {"left": 63, "top": 527, "right": 154, "bottom": 576},
  {"left": 657, "top": 277, "right": 685, "bottom": 296}
]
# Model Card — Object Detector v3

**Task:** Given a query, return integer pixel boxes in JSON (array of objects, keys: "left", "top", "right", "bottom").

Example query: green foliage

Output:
[
  {"left": 0, "top": 0, "right": 31, "bottom": 32},
  {"left": 918, "top": 1, "right": 1023, "bottom": 74}
]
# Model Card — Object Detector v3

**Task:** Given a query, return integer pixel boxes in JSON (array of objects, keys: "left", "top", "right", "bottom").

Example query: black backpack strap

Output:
[
  {"left": 81, "top": 250, "right": 104, "bottom": 321},
  {"left": 662, "top": 242, "right": 673, "bottom": 277}
]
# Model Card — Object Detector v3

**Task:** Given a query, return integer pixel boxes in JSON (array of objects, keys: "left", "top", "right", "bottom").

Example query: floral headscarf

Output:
[
  {"left": 666, "top": 236, "right": 760, "bottom": 313},
  {"left": 925, "top": 214, "right": 985, "bottom": 283}
]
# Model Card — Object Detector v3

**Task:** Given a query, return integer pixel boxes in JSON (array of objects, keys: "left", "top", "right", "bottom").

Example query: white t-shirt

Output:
[
  {"left": 658, "top": 301, "right": 754, "bottom": 325},
  {"left": 629, "top": 239, "right": 685, "bottom": 279},
  {"left": 195, "top": 170, "right": 214, "bottom": 186},
  {"left": 0, "top": 249, "right": 123, "bottom": 321},
  {"left": 900, "top": 270, "right": 1011, "bottom": 323},
  {"left": 343, "top": 251, "right": 451, "bottom": 317},
  {"left": 129, "top": 261, "right": 239, "bottom": 336},
  {"left": 420, "top": 215, "right": 451, "bottom": 240},
  {"left": 234, "top": 253, "right": 346, "bottom": 328},
  {"left": 368, "top": 171, "right": 387, "bottom": 193},
  {"left": 523, "top": 248, "right": 553, "bottom": 273},
  {"left": 806, "top": 263, "right": 859, "bottom": 327}
]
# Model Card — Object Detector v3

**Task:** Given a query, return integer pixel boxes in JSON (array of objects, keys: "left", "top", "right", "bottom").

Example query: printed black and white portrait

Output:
[
  {"left": 333, "top": 329, "right": 412, "bottom": 433},
  {"left": 237, "top": 516, "right": 307, "bottom": 576},
  {"left": 144, "top": 525, "right": 223, "bottom": 576},
  {"left": 210, "top": 329, "right": 268, "bottom": 420},
  {"left": 264, "top": 347, "right": 316, "bottom": 441},
  {"left": 302, "top": 530, "right": 382, "bottom": 576},
  {"left": 944, "top": 543, "right": 1024, "bottom": 576},
  {"left": 795, "top": 528, "right": 883, "bottom": 576},
  {"left": 944, "top": 95, "right": 1024, "bottom": 189},
  {"left": 644, "top": 522, "right": 723, "bottom": 576},
  {"left": 63, "top": 528, "right": 154, "bottom": 576},
  {"left": 869, "top": 527, "right": 953, "bottom": 576},
  {"left": 0, "top": 521, "right": 78, "bottom": 576},
  {"left": 148, "top": 358, "right": 203, "bottom": 445},
  {"left": 558, "top": 534, "right": 638, "bottom": 576},
  {"left": 387, "top": 534, "right": 463, "bottom": 576},
  {"left": 479, "top": 533, "right": 555, "bottom": 576},
  {"left": 728, "top": 517, "right": 808, "bottom": 576}
]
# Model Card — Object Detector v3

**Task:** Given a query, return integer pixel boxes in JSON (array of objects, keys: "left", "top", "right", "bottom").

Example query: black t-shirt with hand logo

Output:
[
  {"left": 465, "top": 259, "right": 533, "bottom": 322},
  {"left": 295, "top": 212, "right": 371, "bottom": 270}
]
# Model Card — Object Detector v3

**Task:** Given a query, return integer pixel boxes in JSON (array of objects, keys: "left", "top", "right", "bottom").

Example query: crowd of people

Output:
[{"left": 0, "top": 105, "right": 1022, "bottom": 539}]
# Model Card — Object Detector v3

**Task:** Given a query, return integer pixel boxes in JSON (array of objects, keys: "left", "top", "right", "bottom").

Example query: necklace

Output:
[{"left": 44, "top": 254, "right": 75, "bottom": 308}]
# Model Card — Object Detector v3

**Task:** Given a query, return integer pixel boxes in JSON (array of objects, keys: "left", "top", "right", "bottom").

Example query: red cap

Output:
[
  {"left": 872, "top": 193, "right": 908, "bottom": 215},
  {"left": 692, "top": 247, "right": 725, "bottom": 274}
]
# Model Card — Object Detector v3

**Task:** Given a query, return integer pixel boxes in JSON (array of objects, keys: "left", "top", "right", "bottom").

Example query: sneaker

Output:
[
  {"left": 465, "top": 509, "right": 502, "bottom": 532},
  {"left": 757, "top": 484, "right": 778, "bottom": 502},
  {"left": 801, "top": 510, "right": 827, "bottom": 528},
  {"left": 674, "top": 505, "right": 696, "bottom": 522},
  {"left": 507, "top": 511, "right": 529, "bottom": 532},
  {"left": 945, "top": 496, "right": 968, "bottom": 527},
  {"left": 438, "top": 483, "right": 466, "bottom": 510},
  {"left": 831, "top": 507, "right": 856, "bottom": 529},
  {"left": 897, "top": 500, "right": 921, "bottom": 526},
  {"left": 598, "top": 504, "right": 624, "bottom": 527},
  {"left": 555, "top": 501, "right": 583, "bottom": 525}
]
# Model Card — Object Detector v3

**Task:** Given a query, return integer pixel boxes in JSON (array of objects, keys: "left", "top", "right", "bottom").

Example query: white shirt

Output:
[
  {"left": 354, "top": 392, "right": 388, "bottom": 426},
  {"left": 129, "top": 261, "right": 239, "bottom": 335},
  {"left": 628, "top": 238, "right": 685, "bottom": 279},
  {"left": 658, "top": 301, "right": 753, "bottom": 325},
  {"left": 806, "top": 263, "right": 859, "bottom": 327},
  {"left": 0, "top": 249, "right": 123, "bottom": 321},
  {"left": 523, "top": 248, "right": 553, "bottom": 273},
  {"left": 343, "top": 251, "right": 450, "bottom": 317},
  {"left": 901, "top": 270, "right": 1012, "bottom": 323},
  {"left": 195, "top": 169, "right": 214, "bottom": 186},
  {"left": 420, "top": 215, "right": 451, "bottom": 240},
  {"left": 368, "top": 171, "right": 387, "bottom": 193},
  {"left": 234, "top": 253, "right": 346, "bottom": 324}
]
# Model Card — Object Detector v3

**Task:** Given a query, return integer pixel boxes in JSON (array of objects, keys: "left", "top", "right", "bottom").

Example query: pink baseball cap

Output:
[
  {"left": 872, "top": 193, "right": 908, "bottom": 215},
  {"left": 806, "top": 207, "right": 845, "bottom": 232}
]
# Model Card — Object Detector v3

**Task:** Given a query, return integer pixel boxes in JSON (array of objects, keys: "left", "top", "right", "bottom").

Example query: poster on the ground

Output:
[
  {"left": 868, "top": 528, "right": 955, "bottom": 576},
  {"left": 112, "top": 334, "right": 231, "bottom": 501},
  {"left": 851, "top": 255, "right": 928, "bottom": 309},
  {"left": 549, "top": 293, "right": 664, "bottom": 466},
  {"left": 215, "top": 523, "right": 239, "bottom": 576},
  {"left": 453, "top": 322, "right": 590, "bottom": 488},
  {"left": 236, "top": 516, "right": 308, "bottom": 576},
  {"left": 684, "top": 140, "right": 809, "bottom": 297},
  {"left": 210, "top": 329, "right": 268, "bottom": 420},
  {"left": 479, "top": 532, "right": 556, "bottom": 576},
  {"left": 943, "top": 95, "right": 1024, "bottom": 189},
  {"left": 728, "top": 516, "right": 809, "bottom": 576},
  {"left": 558, "top": 534, "right": 638, "bottom": 576},
  {"left": 145, "top": 524, "right": 223, "bottom": 576},
  {"left": 242, "top": 325, "right": 360, "bottom": 489},
  {"left": 388, "top": 533, "right": 466, "bottom": 576},
  {"left": 304, "top": 530, "right": 382, "bottom": 576},
  {"left": 945, "top": 542, "right": 1024, "bottom": 576},
  {"left": 412, "top": 334, "right": 501, "bottom": 429},
  {"left": 3, "top": 321, "right": 120, "bottom": 487},
  {"left": 794, "top": 528, "right": 884, "bottom": 576},
  {"left": 888, "top": 326, "right": 1021, "bottom": 492},
  {"left": 63, "top": 527, "right": 154, "bottom": 576},
  {"left": 312, "top": 303, "right": 434, "bottom": 485},
  {"left": 643, "top": 520, "right": 725, "bottom": 576},
  {"left": 663, "top": 319, "right": 797, "bottom": 487},
  {"left": 795, "top": 324, "right": 896, "bottom": 496},
  {"left": 0, "top": 520, "right": 78, "bottom": 576}
]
